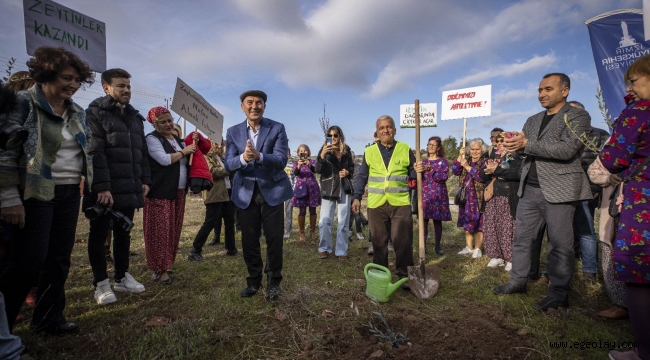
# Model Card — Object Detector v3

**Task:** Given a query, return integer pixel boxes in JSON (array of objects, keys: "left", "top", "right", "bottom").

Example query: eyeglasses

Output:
[
  {"left": 427, "top": 144, "right": 438, "bottom": 147},
  {"left": 627, "top": 77, "right": 642, "bottom": 87},
  {"left": 328, "top": 133, "right": 339, "bottom": 138},
  {"left": 495, "top": 140, "right": 504, "bottom": 144}
]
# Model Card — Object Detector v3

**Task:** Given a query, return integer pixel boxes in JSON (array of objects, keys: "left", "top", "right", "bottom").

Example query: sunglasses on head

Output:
[{"left": 328, "top": 133, "right": 339, "bottom": 138}]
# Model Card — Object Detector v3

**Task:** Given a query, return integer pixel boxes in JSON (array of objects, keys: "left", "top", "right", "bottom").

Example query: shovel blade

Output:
[{"left": 407, "top": 264, "right": 440, "bottom": 299}]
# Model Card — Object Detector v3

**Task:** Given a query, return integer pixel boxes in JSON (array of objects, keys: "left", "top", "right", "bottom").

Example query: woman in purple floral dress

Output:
[
  {"left": 599, "top": 56, "right": 650, "bottom": 360},
  {"left": 452, "top": 138, "right": 487, "bottom": 259},
  {"left": 422, "top": 136, "right": 451, "bottom": 255},
  {"left": 291, "top": 144, "right": 321, "bottom": 242}
]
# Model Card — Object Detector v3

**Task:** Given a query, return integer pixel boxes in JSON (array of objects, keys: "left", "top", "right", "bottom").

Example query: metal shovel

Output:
[{"left": 407, "top": 99, "right": 440, "bottom": 299}]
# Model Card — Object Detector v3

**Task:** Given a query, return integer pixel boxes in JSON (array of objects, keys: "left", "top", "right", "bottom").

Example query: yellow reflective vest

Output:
[{"left": 365, "top": 142, "right": 411, "bottom": 208}]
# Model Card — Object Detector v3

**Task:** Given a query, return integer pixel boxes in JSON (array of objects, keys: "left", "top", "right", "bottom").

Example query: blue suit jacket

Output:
[{"left": 224, "top": 117, "right": 293, "bottom": 208}]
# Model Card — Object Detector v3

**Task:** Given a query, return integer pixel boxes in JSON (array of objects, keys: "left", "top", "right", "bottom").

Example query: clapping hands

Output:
[{"left": 243, "top": 139, "right": 260, "bottom": 162}]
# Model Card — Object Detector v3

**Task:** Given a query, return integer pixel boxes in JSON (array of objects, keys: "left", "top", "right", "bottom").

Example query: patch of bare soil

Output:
[{"left": 324, "top": 302, "right": 536, "bottom": 360}]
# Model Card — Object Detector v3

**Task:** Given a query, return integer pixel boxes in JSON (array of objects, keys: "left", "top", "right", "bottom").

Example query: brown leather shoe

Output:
[
  {"left": 338, "top": 256, "right": 347, "bottom": 260},
  {"left": 598, "top": 305, "right": 629, "bottom": 320},
  {"left": 319, "top": 252, "right": 328, "bottom": 259}
]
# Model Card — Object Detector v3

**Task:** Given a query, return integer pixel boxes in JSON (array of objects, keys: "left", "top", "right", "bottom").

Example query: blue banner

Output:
[{"left": 586, "top": 10, "right": 650, "bottom": 120}]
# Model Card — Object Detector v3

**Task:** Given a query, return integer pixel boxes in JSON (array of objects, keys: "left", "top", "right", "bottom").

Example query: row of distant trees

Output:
[{"left": 364, "top": 135, "right": 462, "bottom": 161}]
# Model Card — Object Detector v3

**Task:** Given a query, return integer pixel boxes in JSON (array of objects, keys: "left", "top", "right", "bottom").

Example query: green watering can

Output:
[{"left": 364, "top": 263, "right": 407, "bottom": 302}]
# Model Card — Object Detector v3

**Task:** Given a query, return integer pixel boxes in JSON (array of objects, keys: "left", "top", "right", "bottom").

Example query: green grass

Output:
[{"left": 14, "top": 195, "right": 633, "bottom": 359}]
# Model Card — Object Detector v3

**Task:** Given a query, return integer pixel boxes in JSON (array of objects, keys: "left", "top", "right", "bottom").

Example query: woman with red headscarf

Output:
[{"left": 143, "top": 106, "right": 196, "bottom": 284}]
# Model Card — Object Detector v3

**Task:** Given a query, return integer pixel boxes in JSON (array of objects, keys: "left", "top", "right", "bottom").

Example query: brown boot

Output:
[
  {"left": 598, "top": 305, "right": 629, "bottom": 320},
  {"left": 309, "top": 215, "right": 318, "bottom": 245},
  {"left": 298, "top": 216, "right": 306, "bottom": 242}
]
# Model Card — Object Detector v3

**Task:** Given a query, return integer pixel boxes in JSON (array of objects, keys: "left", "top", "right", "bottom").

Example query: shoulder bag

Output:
[{"left": 454, "top": 175, "right": 471, "bottom": 206}]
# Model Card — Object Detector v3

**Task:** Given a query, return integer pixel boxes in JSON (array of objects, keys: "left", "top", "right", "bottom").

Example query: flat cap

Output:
[{"left": 239, "top": 90, "right": 267, "bottom": 103}]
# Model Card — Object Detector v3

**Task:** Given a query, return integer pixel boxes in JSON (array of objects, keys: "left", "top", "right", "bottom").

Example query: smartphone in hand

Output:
[{"left": 326, "top": 136, "right": 332, "bottom": 145}]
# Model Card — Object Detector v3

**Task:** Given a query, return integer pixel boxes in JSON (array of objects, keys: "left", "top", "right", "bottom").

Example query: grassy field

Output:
[{"left": 13, "top": 194, "right": 633, "bottom": 359}]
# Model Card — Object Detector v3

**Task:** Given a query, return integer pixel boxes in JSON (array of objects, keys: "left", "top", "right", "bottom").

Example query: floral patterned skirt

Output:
[
  {"left": 482, "top": 196, "right": 515, "bottom": 262},
  {"left": 143, "top": 190, "right": 186, "bottom": 272}
]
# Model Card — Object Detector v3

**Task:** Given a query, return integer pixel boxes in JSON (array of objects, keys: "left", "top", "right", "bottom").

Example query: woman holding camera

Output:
[
  {"left": 144, "top": 106, "right": 196, "bottom": 284},
  {"left": 452, "top": 138, "right": 487, "bottom": 259},
  {"left": 316, "top": 126, "right": 354, "bottom": 259},
  {"left": 0, "top": 47, "right": 94, "bottom": 335},
  {"left": 291, "top": 144, "right": 321, "bottom": 242}
]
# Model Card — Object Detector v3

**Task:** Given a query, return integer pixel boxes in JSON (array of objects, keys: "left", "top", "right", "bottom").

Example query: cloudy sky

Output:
[{"left": 0, "top": 0, "right": 641, "bottom": 153}]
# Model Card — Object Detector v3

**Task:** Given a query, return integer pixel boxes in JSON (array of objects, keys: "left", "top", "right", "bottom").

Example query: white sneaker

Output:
[
  {"left": 504, "top": 262, "right": 512, "bottom": 271},
  {"left": 114, "top": 272, "right": 145, "bottom": 293},
  {"left": 283, "top": 232, "right": 290, "bottom": 239},
  {"left": 487, "top": 258, "right": 504, "bottom": 268},
  {"left": 472, "top": 248, "right": 482, "bottom": 258},
  {"left": 94, "top": 278, "right": 117, "bottom": 305},
  {"left": 457, "top": 246, "right": 472, "bottom": 255},
  {"left": 356, "top": 232, "right": 365, "bottom": 240}
]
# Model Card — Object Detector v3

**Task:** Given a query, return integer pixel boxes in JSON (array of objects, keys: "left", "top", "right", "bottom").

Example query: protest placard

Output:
[
  {"left": 399, "top": 103, "right": 437, "bottom": 128},
  {"left": 23, "top": 0, "right": 106, "bottom": 72},
  {"left": 440, "top": 84, "right": 491, "bottom": 121},
  {"left": 171, "top": 78, "right": 224, "bottom": 144}
]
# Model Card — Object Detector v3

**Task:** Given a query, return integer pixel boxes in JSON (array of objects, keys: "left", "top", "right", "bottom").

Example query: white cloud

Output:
[
  {"left": 478, "top": 108, "right": 540, "bottom": 128},
  {"left": 494, "top": 84, "right": 538, "bottom": 105},
  {"left": 442, "top": 54, "right": 558, "bottom": 90}
]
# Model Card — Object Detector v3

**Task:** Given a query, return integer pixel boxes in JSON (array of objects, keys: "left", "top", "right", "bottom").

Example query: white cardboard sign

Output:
[
  {"left": 399, "top": 103, "right": 437, "bottom": 128},
  {"left": 441, "top": 84, "right": 491, "bottom": 120},
  {"left": 171, "top": 78, "right": 224, "bottom": 144},
  {"left": 23, "top": 0, "right": 107, "bottom": 72}
]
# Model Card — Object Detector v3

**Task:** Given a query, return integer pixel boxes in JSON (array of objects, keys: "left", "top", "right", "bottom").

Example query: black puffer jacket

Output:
[
  {"left": 315, "top": 145, "right": 354, "bottom": 200},
  {"left": 84, "top": 95, "right": 151, "bottom": 209},
  {"left": 581, "top": 127, "right": 611, "bottom": 195}
]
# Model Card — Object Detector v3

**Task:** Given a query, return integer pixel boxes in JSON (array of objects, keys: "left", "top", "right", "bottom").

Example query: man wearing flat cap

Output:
[{"left": 224, "top": 90, "right": 292, "bottom": 300}]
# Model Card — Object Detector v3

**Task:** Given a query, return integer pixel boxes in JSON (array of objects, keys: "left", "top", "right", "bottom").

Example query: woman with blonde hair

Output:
[
  {"left": 291, "top": 144, "right": 321, "bottom": 242},
  {"left": 316, "top": 126, "right": 354, "bottom": 259}
]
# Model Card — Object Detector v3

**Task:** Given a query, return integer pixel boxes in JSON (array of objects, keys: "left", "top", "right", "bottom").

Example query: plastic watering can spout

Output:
[{"left": 387, "top": 277, "right": 408, "bottom": 297}]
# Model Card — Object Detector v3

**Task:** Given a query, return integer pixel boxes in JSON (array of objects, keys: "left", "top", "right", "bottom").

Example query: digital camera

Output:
[{"left": 84, "top": 204, "right": 134, "bottom": 232}]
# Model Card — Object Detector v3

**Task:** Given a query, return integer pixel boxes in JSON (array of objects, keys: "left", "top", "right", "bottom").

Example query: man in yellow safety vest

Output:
[{"left": 352, "top": 115, "right": 425, "bottom": 289}]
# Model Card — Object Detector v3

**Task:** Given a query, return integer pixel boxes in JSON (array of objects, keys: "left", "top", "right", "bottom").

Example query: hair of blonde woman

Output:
[
  {"left": 173, "top": 123, "right": 183, "bottom": 138},
  {"left": 6, "top": 71, "right": 35, "bottom": 92},
  {"left": 326, "top": 125, "right": 348, "bottom": 154},
  {"left": 625, "top": 54, "right": 650, "bottom": 81}
]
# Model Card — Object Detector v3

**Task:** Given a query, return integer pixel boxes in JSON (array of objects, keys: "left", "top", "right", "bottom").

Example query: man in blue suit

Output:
[{"left": 224, "top": 90, "right": 293, "bottom": 300}]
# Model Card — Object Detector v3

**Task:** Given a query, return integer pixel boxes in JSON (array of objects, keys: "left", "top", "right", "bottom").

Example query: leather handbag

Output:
[
  {"left": 608, "top": 183, "right": 622, "bottom": 218},
  {"left": 454, "top": 176, "right": 471, "bottom": 206},
  {"left": 484, "top": 178, "right": 496, "bottom": 202}
]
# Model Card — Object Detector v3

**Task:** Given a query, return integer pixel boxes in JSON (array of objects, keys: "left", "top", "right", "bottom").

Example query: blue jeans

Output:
[
  {"left": 318, "top": 193, "right": 351, "bottom": 256},
  {"left": 0, "top": 292, "right": 22, "bottom": 359},
  {"left": 573, "top": 199, "right": 598, "bottom": 274}
]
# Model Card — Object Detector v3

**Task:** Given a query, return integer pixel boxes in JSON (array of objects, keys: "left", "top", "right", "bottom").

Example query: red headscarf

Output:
[{"left": 146, "top": 106, "right": 170, "bottom": 124}]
